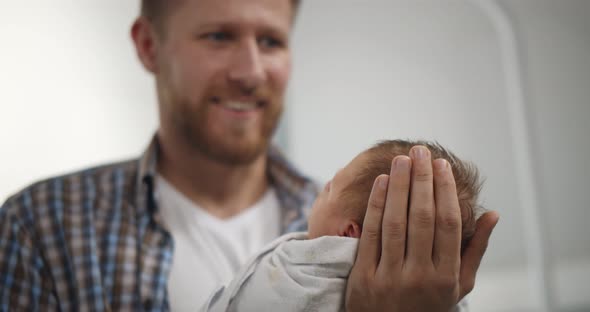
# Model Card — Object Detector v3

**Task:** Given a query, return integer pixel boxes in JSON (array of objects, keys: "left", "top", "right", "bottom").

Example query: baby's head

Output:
[{"left": 307, "top": 140, "right": 483, "bottom": 249}]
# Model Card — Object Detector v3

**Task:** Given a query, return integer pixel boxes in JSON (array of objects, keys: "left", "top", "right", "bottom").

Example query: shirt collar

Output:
[{"left": 135, "top": 134, "right": 319, "bottom": 230}]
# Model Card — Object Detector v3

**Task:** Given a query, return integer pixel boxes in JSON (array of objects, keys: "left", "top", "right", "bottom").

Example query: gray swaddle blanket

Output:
[
  {"left": 201, "top": 232, "right": 357, "bottom": 312},
  {"left": 200, "top": 232, "right": 469, "bottom": 312}
]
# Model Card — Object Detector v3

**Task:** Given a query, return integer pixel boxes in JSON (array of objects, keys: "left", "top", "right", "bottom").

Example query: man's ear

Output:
[
  {"left": 338, "top": 220, "right": 361, "bottom": 238},
  {"left": 131, "top": 17, "right": 159, "bottom": 74}
]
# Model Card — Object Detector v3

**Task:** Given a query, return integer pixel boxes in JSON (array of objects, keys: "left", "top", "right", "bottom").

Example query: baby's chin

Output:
[
  {"left": 306, "top": 228, "right": 319, "bottom": 240},
  {"left": 308, "top": 226, "right": 348, "bottom": 239},
  {"left": 306, "top": 225, "right": 328, "bottom": 240}
]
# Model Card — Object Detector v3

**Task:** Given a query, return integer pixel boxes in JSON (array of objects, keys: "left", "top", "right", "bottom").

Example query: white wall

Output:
[
  {"left": 1, "top": 1, "right": 588, "bottom": 311},
  {"left": 288, "top": 1, "right": 590, "bottom": 311},
  {"left": 0, "top": 1, "right": 158, "bottom": 200},
  {"left": 290, "top": 0, "right": 526, "bottom": 267},
  {"left": 503, "top": 1, "right": 590, "bottom": 310}
]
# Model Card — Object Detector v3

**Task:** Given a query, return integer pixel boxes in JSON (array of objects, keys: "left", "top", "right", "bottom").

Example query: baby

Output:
[
  {"left": 202, "top": 140, "right": 483, "bottom": 312},
  {"left": 307, "top": 139, "right": 482, "bottom": 247}
]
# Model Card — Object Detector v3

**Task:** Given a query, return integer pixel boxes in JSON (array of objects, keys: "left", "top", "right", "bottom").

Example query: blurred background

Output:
[{"left": 1, "top": 1, "right": 588, "bottom": 311}]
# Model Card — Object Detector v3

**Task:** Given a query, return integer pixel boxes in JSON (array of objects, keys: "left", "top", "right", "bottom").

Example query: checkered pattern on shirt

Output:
[{"left": 0, "top": 136, "right": 318, "bottom": 311}]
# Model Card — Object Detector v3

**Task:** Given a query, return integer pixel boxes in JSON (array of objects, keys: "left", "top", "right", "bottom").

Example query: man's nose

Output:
[{"left": 228, "top": 39, "right": 266, "bottom": 92}]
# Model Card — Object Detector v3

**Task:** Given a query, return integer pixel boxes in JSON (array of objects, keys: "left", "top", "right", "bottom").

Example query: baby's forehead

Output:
[
  {"left": 330, "top": 157, "right": 368, "bottom": 196},
  {"left": 339, "top": 150, "right": 381, "bottom": 192},
  {"left": 346, "top": 150, "right": 372, "bottom": 171}
]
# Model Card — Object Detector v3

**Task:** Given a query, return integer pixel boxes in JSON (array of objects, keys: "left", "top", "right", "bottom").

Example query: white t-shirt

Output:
[{"left": 155, "top": 176, "right": 281, "bottom": 312}]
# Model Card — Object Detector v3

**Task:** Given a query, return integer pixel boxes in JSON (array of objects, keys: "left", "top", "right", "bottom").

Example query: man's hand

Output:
[{"left": 345, "top": 146, "right": 499, "bottom": 312}]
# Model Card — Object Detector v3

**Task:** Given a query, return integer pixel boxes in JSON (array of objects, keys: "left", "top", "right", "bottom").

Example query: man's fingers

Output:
[
  {"left": 355, "top": 174, "right": 390, "bottom": 273},
  {"left": 379, "top": 156, "right": 411, "bottom": 270},
  {"left": 459, "top": 211, "right": 500, "bottom": 298},
  {"left": 406, "top": 146, "right": 436, "bottom": 264},
  {"left": 432, "top": 158, "right": 461, "bottom": 274}
]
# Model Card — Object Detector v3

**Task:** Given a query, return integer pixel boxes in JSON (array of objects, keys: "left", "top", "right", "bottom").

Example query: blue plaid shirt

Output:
[{"left": 0, "top": 136, "right": 318, "bottom": 311}]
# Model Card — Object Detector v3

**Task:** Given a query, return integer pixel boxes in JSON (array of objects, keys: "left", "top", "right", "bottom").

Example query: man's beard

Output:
[{"left": 172, "top": 96, "right": 283, "bottom": 166}]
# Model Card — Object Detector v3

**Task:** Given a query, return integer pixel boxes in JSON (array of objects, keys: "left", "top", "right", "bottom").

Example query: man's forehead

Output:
[{"left": 175, "top": 0, "right": 293, "bottom": 29}]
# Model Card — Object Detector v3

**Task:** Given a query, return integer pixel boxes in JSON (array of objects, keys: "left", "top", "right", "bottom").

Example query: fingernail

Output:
[
  {"left": 394, "top": 156, "right": 410, "bottom": 170},
  {"left": 434, "top": 159, "right": 448, "bottom": 171},
  {"left": 411, "top": 146, "right": 429, "bottom": 159}
]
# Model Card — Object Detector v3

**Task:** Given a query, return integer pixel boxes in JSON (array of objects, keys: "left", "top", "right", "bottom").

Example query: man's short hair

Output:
[
  {"left": 140, "top": 0, "right": 301, "bottom": 34},
  {"left": 343, "top": 140, "right": 484, "bottom": 249}
]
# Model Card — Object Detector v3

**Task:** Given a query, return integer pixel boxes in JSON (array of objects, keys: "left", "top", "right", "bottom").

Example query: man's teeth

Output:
[{"left": 222, "top": 101, "right": 258, "bottom": 111}]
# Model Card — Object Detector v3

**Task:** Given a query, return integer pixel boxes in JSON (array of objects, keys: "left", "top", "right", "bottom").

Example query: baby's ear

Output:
[{"left": 340, "top": 221, "right": 361, "bottom": 238}]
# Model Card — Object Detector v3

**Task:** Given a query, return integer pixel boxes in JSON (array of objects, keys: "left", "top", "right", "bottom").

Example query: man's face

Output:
[
  {"left": 155, "top": 0, "right": 293, "bottom": 165},
  {"left": 307, "top": 152, "right": 368, "bottom": 238}
]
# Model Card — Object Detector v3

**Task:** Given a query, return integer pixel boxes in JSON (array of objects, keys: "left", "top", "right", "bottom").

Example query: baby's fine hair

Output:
[{"left": 343, "top": 140, "right": 484, "bottom": 247}]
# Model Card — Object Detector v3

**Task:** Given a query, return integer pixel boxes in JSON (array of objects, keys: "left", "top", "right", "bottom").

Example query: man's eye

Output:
[
  {"left": 203, "top": 32, "right": 231, "bottom": 42},
  {"left": 259, "top": 36, "right": 283, "bottom": 49}
]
